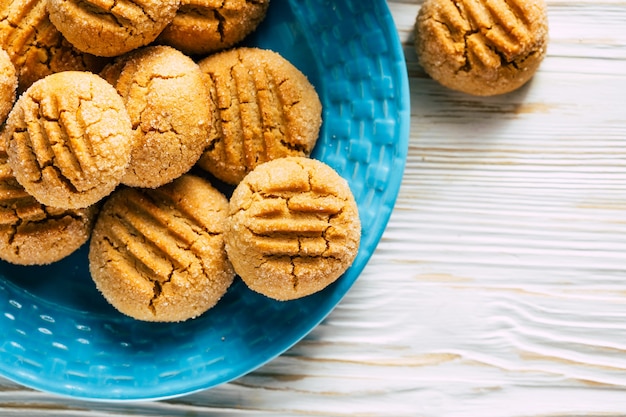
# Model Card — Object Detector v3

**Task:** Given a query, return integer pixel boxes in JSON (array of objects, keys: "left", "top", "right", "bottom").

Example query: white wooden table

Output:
[{"left": 2, "top": 1, "right": 626, "bottom": 415}]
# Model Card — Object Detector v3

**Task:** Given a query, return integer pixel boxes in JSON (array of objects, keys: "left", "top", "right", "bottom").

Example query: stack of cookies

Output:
[{"left": 0, "top": 0, "right": 362, "bottom": 322}]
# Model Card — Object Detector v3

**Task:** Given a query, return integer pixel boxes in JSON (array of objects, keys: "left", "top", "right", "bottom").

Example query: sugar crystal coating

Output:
[
  {"left": 47, "top": 0, "right": 181, "bottom": 57},
  {"left": 197, "top": 47, "right": 322, "bottom": 185},
  {"left": 2, "top": 71, "right": 134, "bottom": 209},
  {"left": 158, "top": 0, "right": 270, "bottom": 55},
  {"left": 225, "top": 157, "right": 361, "bottom": 301},
  {"left": 89, "top": 174, "right": 234, "bottom": 322},
  {"left": 103, "top": 45, "right": 212, "bottom": 188}
]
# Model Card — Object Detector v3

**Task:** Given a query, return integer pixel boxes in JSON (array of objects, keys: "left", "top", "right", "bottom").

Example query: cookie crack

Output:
[
  {"left": 290, "top": 255, "right": 297, "bottom": 290},
  {"left": 75, "top": 0, "right": 124, "bottom": 29},
  {"left": 460, "top": 29, "right": 481, "bottom": 73},
  {"left": 203, "top": 71, "right": 224, "bottom": 153},
  {"left": 123, "top": 0, "right": 156, "bottom": 23},
  {"left": 6, "top": 215, "right": 22, "bottom": 247},
  {"left": 279, "top": 139, "right": 308, "bottom": 153},
  {"left": 213, "top": 9, "right": 226, "bottom": 43},
  {"left": 148, "top": 270, "right": 173, "bottom": 316}
]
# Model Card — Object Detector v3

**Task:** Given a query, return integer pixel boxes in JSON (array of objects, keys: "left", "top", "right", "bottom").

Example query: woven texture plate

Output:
[{"left": 0, "top": 0, "right": 410, "bottom": 401}]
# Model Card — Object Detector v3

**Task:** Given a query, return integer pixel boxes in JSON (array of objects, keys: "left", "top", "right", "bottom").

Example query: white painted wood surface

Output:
[{"left": 2, "top": 1, "right": 626, "bottom": 415}]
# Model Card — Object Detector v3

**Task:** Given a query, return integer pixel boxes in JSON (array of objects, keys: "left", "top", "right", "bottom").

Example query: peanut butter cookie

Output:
[
  {"left": 46, "top": 0, "right": 181, "bottom": 57},
  {"left": 0, "top": 48, "right": 17, "bottom": 125},
  {"left": 415, "top": 0, "right": 548, "bottom": 96},
  {"left": 225, "top": 157, "right": 361, "bottom": 301},
  {"left": 197, "top": 47, "right": 322, "bottom": 185},
  {"left": 0, "top": 0, "right": 107, "bottom": 93},
  {"left": 157, "top": 0, "right": 270, "bottom": 56},
  {"left": 0, "top": 144, "right": 98, "bottom": 265},
  {"left": 89, "top": 174, "right": 234, "bottom": 322},
  {"left": 104, "top": 46, "right": 212, "bottom": 188},
  {"left": 2, "top": 71, "right": 134, "bottom": 209}
]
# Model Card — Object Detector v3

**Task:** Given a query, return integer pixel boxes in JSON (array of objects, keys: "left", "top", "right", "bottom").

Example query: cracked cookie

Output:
[
  {"left": 157, "top": 0, "right": 270, "bottom": 56},
  {"left": 0, "top": 142, "right": 98, "bottom": 265},
  {"left": 196, "top": 47, "right": 322, "bottom": 185},
  {"left": 0, "top": 48, "right": 17, "bottom": 125},
  {"left": 414, "top": 0, "right": 548, "bottom": 96},
  {"left": 88, "top": 174, "right": 234, "bottom": 322},
  {"left": 2, "top": 71, "right": 134, "bottom": 209},
  {"left": 225, "top": 157, "right": 361, "bottom": 301},
  {"left": 102, "top": 45, "right": 212, "bottom": 188},
  {"left": 0, "top": 0, "right": 107, "bottom": 94},
  {"left": 46, "top": 0, "right": 181, "bottom": 57}
]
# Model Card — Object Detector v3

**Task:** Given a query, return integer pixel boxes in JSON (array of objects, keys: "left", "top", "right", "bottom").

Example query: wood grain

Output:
[{"left": 2, "top": 1, "right": 626, "bottom": 415}]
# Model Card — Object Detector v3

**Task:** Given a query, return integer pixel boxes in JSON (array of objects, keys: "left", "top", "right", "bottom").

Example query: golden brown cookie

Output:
[
  {"left": 225, "top": 157, "right": 361, "bottom": 301},
  {"left": 0, "top": 48, "right": 17, "bottom": 125},
  {"left": 89, "top": 174, "right": 234, "bottom": 322},
  {"left": 105, "top": 46, "right": 212, "bottom": 188},
  {"left": 46, "top": 0, "right": 181, "bottom": 57},
  {"left": 414, "top": 0, "right": 548, "bottom": 96},
  {"left": 2, "top": 71, "right": 134, "bottom": 209},
  {"left": 157, "top": 0, "right": 270, "bottom": 56},
  {"left": 0, "top": 145, "right": 98, "bottom": 265},
  {"left": 197, "top": 47, "right": 322, "bottom": 185},
  {"left": 0, "top": 0, "right": 107, "bottom": 93}
]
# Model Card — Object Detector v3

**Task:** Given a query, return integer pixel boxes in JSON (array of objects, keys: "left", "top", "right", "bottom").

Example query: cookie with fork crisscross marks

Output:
[
  {"left": 415, "top": 0, "right": 548, "bottom": 96},
  {"left": 2, "top": 71, "right": 134, "bottom": 209},
  {"left": 0, "top": 142, "right": 98, "bottom": 265},
  {"left": 47, "top": 0, "right": 180, "bottom": 57},
  {"left": 196, "top": 47, "right": 322, "bottom": 185},
  {"left": 157, "top": 0, "right": 270, "bottom": 56},
  {"left": 225, "top": 157, "right": 361, "bottom": 301},
  {"left": 88, "top": 174, "right": 234, "bottom": 322},
  {"left": 0, "top": 0, "right": 107, "bottom": 93}
]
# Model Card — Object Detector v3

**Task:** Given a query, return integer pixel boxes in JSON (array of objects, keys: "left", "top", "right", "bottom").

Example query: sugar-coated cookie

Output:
[
  {"left": 0, "top": 48, "right": 17, "bottom": 125},
  {"left": 225, "top": 157, "right": 361, "bottom": 301},
  {"left": 89, "top": 174, "right": 234, "bottom": 322},
  {"left": 157, "top": 0, "right": 270, "bottom": 56},
  {"left": 2, "top": 71, "right": 134, "bottom": 209},
  {"left": 415, "top": 0, "right": 548, "bottom": 96},
  {"left": 47, "top": 0, "right": 180, "bottom": 57},
  {"left": 103, "top": 46, "right": 212, "bottom": 188},
  {"left": 0, "top": 144, "right": 98, "bottom": 265},
  {"left": 0, "top": 0, "right": 107, "bottom": 93},
  {"left": 197, "top": 47, "right": 322, "bottom": 185}
]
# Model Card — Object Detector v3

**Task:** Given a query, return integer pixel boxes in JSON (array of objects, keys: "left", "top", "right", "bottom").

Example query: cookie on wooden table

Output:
[
  {"left": 89, "top": 174, "right": 234, "bottom": 322},
  {"left": 225, "top": 157, "right": 361, "bottom": 301},
  {"left": 414, "top": 0, "right": 548, "bottom": 96}
]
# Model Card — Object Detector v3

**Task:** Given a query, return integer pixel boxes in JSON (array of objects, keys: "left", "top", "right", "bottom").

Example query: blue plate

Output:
[{"left": 0, "top": 0, "right": 409, "bottom": 401}]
